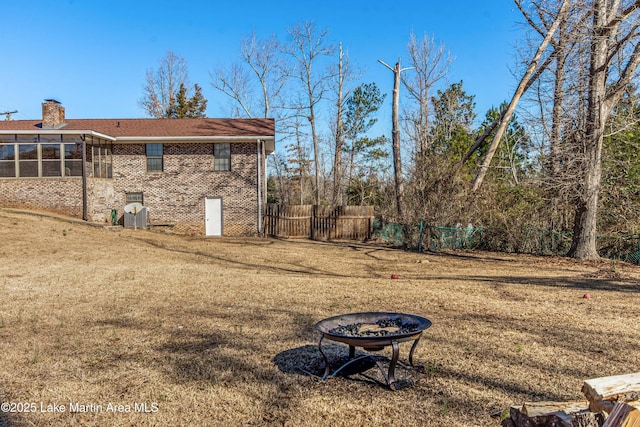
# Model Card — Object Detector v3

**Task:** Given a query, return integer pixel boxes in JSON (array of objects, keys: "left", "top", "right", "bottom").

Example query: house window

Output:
[
  {"left": 146, "top": 143, "right": 163, "bottom": 172},
  {"left": 0, "top": 144, "right": 16, "bottom": 177},
  {"left": 18, "top": 144, "right": 39, "bottom": 177},
  {"left": 214, "top": 143, "right": 230, "bottom": 171},
  {"left": 64, "top": 143, "right": 83, "bottom": 176},
  {"left": 126, "top": 192, "right": 143, "bottom": 205},
  {"left": 91, "top": 144, "right": 112, "bottom": 178},
  {"left": 41, "top": 143, "right": 62, "bottom": 177},
  {"left": 0, "top": 134, "right": 88, "bottom": 178}
]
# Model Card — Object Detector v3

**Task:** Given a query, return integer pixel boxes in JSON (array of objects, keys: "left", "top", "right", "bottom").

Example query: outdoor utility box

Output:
[{"left": 123, "top": 203, "right": 148, "bottom": 229}]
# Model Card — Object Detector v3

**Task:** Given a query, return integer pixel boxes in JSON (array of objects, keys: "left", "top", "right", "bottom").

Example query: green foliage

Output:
[
  {"left": 266, "top": 176, "right": 279, "bottom": 203},
  {"left": 341, "top": 83, "right": 389, "bottom": 205},
  {"left": 168, "top": 83, "right": 208, "bottom": 118},
  {"left": 600, "top": 87, "right": 640, "bottom": 232},
  {"left": 345, "top": 135, "right": 389, "bottom": 206},
  {"left": 429, "top": 81, "right": 476, "bottom": 159},
  {"left": 342, "top": 83, "right": 388, "bottom": 169},
  {"left": 476, "top": 103, "right": 532, "bottom": 184},
  {"left": 343, "top": 83, "right": 386, "bottom": 141}
]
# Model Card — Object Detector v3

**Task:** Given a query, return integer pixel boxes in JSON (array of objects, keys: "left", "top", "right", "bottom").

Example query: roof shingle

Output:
[{"left": 0, "top": 118, "right": 275, "bottom": 138}]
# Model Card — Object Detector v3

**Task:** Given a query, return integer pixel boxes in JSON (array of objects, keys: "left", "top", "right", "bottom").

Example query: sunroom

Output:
[{"left": 0, "top": 132, "right": 113, "bottom": 179}]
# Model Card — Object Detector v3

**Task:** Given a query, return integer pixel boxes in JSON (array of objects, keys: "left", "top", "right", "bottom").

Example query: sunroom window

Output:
[
  {"left": 18, "top": 144, "right": 38, "bottom": 177},
  {"left": 0, "top": 144, "right": 15, "bottom": 177},
  {"left": 41, "top": 143, "right": 62, "bottom": 177},
  {"left": 0, "top": 134, "right": 92, "bottom": 178}
]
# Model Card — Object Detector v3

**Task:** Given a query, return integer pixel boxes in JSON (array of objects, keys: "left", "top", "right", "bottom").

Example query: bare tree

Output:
[
  {"left": 568, "top": 0, "right": 640, "bottom": 258},
  {"left": 211, "top": 32, "right": 287, "bottom": 119},
  {"left": 402, "top": 31, "right": 452, "bottom": 155},
  {"left": 211, "top": 63, "right": 254, "bottom": 118},
  {"left": 140, "top": 50, "right": 190, "bottom": 118},
  {"left": 514, "top": 0, "right": 640, "bottom": 258},
  {"left": 333, "top": 43, "right": 347, "bottom": 205},
  {"left": 281, "top": 21, "right": 336, "bottom": 205},
  {"left": 379, "top": 58, "right": 414, "bottom": 221},
  {"left": 329, "top": 42, "right": 362, "bottom": 205},
  {"left": 472, "top": 0, "right": 571, "bottom": 191},
  {"left": 517, "top": 0, "right": 592, "bottom": 230}
]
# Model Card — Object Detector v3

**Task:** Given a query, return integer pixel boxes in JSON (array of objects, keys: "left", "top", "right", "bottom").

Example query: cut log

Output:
[
  {"left": 506, "top": 402, "right": 599, "bottom": 427},
  {"left": 523, "top": 401, "right": 590, "bottom": 423},
  {"left": 583, "top": 372, "right": 640, "bottom": 413},
  {"left": 590, "top": 400, "right": 615, "bottom": 414},
  {"left": 573, "top": 412, "right": 605, "bottom": 427},
  {"left": 602, "top": 402, "right": 640, "bottom": 427}
]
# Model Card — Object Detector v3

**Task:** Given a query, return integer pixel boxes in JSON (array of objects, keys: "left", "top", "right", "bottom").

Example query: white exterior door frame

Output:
[{"left": 205, "top": 197, "right": 223, "bottom": 236}]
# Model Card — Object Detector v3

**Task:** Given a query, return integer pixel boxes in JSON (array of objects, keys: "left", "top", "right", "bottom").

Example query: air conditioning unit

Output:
[{"left": 124, "top": 203, "right": 148, "bottom": 229}]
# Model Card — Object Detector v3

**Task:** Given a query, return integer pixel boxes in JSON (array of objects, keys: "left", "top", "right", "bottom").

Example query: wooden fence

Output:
[{"left": 263, "top": 204, "right": 374, "bottom": 241}]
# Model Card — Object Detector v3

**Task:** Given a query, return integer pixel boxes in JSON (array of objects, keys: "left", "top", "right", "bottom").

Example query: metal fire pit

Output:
[{"left": 314, "top": 312, "right": 432, "bottom": 390}]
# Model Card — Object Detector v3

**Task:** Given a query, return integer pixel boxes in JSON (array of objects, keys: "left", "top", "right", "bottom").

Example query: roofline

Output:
[
  {"left": 0, "top": 130, "right": 275, "bottom": 152},
  {"left": 0, "top": 129, "right": 116, "bottom": 141},
  {"left": 0, "top": 130, "right": 274, "bottom": 142},
  {"left": 114, "top": 135, "right": 275, "bottom": 142}
]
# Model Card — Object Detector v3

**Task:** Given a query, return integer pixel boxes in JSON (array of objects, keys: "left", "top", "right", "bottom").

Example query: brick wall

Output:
[
  {"left": 0, "top": 142, "right": 264, "bottom": 235},
  {"left": 90, "top": 142, "right": 262, "bottom": 235},
  {"left": 0, "top": 178, "right": 83, "bottom": 217}
]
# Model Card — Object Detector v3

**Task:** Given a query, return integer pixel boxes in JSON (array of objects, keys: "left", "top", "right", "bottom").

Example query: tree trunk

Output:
[
  {"left": 472, "top": 0, "right": 570, "bottom": 192},
  {"left": 568, "top": 0, "right": 608, "bottom": 259},
  {"left": 391, "top": 59, "right": 405, "bottom": 221},
  {"left": 550, "top": 16, "right": 567, "bottom": 177},
  {"left": 567, "top": 0, "right": 640, "bottom": 258},
  {"left": 333, "top": 43, "right": 345, "bottom": 205},
  {"left": 379, "top": 58, "right": 407, "bottom": 221},
  {"left": 309, "top": 96, "right": 320, "bottom": 206}
]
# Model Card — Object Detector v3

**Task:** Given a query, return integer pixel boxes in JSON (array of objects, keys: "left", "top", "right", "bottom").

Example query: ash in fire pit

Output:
[{"left": 329, "top": 317, "right": 420, "bottom": 337}]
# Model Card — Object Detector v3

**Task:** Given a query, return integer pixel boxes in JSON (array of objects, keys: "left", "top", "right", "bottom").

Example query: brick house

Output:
[{"left": 0, "top": 100, "right": 275, "bottom": 235}]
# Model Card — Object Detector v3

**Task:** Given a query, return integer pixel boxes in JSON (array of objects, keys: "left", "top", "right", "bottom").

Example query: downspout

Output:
[
  {"left": 81, "top": 134, "right": 88, "bottom": 221},
  {"left": 263, "top": 139, "right": 267, "bottom": 206},
  {"left": 263, "top": 140, "right": 267, "bottom": 234},
  {"left": 257, "top": 139, "right": 262, "bottom": 235}
]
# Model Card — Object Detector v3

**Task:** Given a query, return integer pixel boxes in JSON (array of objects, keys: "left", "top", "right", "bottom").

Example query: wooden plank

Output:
[
  {"left": 602, "top": 402, "right": 640, "bottom": 427},
  {"left": 264, "top": 204, "right": 374, "bottom": 241},
  {"left": 583, "top": 372, "right": 640, "bottom": 406}
]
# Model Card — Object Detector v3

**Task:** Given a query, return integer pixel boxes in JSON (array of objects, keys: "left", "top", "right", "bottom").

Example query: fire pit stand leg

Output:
[
  {"left": 408, "top": 335, "right": 422, "bottom": 367},
  {"left": 315, "top": 333, "right": 425, "bottom": 390},
  {"left": 318, "top": 335, "right": 331, "bottom": 380},
  {"left": 387, "top": 341, "right": 400, "bottom": 390}
]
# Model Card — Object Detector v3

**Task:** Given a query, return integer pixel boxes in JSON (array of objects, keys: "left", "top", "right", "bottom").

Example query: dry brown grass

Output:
[{"left": 0, "top": 209, "right": 639, "bottom": 426}]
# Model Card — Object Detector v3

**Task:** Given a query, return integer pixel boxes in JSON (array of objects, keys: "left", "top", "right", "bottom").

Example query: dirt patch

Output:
[{"left": 0, "top": 209, "right": 639, "bottom": 426}]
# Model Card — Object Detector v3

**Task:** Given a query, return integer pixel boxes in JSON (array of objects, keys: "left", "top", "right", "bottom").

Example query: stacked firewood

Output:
[{"left": 499, "top": 372, "right": 640, "bottom": 427}]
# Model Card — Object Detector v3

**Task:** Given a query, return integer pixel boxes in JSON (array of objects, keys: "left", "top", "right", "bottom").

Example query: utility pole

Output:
[
  {"left": 0, "top": 110, "right": 18, "bottom": 120},
  {"left": 378, "top": 58, "right": 413, "bottom": 222}
]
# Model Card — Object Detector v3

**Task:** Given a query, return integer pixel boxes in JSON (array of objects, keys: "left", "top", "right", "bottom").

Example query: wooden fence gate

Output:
[{"left": 263, "top": 204, "right": 374, "bottom": 241}]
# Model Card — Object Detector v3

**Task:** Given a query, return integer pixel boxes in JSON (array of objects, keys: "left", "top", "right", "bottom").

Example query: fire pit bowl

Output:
[{"left": 314, "top": 312, "right": 432, "bottom": 390}]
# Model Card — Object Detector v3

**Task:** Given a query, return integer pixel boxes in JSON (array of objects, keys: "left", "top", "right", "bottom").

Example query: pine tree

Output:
[
  {"left": 187, "top": 84, "right": 207, "bottom": 118},
  {"left": 168, "top": 83, "right": 208, "bottom": 118}
]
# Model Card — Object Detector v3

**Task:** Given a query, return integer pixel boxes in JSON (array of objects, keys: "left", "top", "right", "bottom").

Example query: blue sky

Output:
[{"left": 1, "top": 1, "right": 523, "bottom": 131}]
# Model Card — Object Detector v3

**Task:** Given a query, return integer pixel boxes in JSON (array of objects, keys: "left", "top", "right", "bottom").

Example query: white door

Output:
[{"left": 205, "top": 197, "right": 222, "bottom": 236}]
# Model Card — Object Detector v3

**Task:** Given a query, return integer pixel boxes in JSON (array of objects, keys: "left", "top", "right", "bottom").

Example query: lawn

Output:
[{"left": 0, "top": 209, "right": 638, "bottom": 426}]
